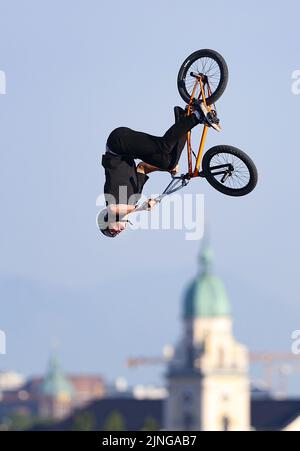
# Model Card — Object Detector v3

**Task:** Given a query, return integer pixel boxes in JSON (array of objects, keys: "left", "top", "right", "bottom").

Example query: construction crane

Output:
[
  {"left": 127, "top": 345, "right": 173, "bottom": 368},
  {"left": 249, "top": 352, "right": 300, "bottom": 391},
  {"left": 126, "top": 350, "right": 300, "bottom": 394}
]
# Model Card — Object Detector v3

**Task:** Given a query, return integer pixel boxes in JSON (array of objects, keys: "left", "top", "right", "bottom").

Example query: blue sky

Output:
[{"left": 0, "top": 1, "right": 299, "bottom": 393}]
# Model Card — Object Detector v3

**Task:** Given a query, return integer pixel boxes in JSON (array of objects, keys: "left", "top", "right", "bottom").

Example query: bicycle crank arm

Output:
[
  {"left": 221, "top": 172, "right": 233, "bottom": 183},
  {"left": 210, "top": 163, "right": 234, "bottom": 171},
  {"left": 198, "top": 170, "right": 230, "bottom": 178},
  {"left": 211, "top": 170, "right": 232, "bottom": 178},
  {"left": 198, "top": 163, "right": 234, "bottom": 181}
]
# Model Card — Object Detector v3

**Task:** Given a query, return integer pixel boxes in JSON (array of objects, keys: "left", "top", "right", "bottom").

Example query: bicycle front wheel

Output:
[
  {"left": 177, "top": 49, "right": 228, "bottom": 105},
  {"left": 202, "top": 145, "right": 258, "bottom": 196}
]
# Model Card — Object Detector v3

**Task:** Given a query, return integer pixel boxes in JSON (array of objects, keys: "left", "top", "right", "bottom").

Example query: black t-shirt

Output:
[{"left": 102, "top": 153, "right": 149, "bottom": 205}]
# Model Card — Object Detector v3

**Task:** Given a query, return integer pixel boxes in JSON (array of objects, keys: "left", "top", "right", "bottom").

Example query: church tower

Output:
[
  {"left": 165, "top": 243, "right": 250, "bottom": 431},
  {"left": 40, "top": 354, "right": 75, "bottom": 419}
]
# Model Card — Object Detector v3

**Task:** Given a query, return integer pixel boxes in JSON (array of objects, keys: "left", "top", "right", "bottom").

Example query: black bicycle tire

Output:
[
  {"left": 177, "top": 49, "right": 228, "bottom": 105},
  {"left": 202, "top": 145, "right": 258, "bottom": 196}
]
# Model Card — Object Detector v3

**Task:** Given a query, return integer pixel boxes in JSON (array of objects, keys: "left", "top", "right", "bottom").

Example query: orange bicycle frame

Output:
[{"left": 186, "top": 77, "right": 213, "bottom": 178}]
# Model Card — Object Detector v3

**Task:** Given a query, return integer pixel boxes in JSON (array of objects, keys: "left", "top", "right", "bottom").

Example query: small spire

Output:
[
  {"left": 48, "top": 338, "right": 60, "bottom": 372},
  {"left": 199, "top": 223, "right": 213, "bottom": 274},
  {"left": 200, "top": 243, "right": 213, "bottom": 274}
]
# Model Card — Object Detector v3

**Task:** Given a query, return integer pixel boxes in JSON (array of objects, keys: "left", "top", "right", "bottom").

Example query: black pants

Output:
[{"left": 106, "top": 114, "right": 199, "bottom": 170}]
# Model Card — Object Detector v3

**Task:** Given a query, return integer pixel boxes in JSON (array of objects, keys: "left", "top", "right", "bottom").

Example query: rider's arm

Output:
[
  {"left": 134, "top": 198, "right": 157, "bottom": 212},
  {"left": 137, "top": 162, "right": 179, "bottom": 175},
  {"left": 108, "top": 200, "right": 156, "bottom": 220},
  {"left": 107, "top": 204, "right": 136, "bottom": 217},
  {"left": 137, "top": 162, "right": 163, "bottom": 175}
]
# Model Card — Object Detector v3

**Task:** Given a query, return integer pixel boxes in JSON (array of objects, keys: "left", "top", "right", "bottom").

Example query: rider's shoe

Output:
[
  {"left": 174, "top": 106, "right": 186, "bottom": 123},
  {"left": 191, "top": 99, "right": 221, "bottom": 132}
]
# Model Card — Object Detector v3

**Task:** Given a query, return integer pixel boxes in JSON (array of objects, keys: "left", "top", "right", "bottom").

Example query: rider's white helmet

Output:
[{"left": 97, "top": 209, "right": 117, "bottom": 238}]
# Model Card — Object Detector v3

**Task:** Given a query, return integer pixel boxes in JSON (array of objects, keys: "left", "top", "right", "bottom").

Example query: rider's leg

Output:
[
  {"left": 148, "top": 114, "right": 197, "bottom": 169},
  {"left": 160, "top": 114, "right": 199, "bottom": 153},
  {"left": 167, "top": 133, "right": 187, "bottom": 170},
  {"left": 106, "top": 114, "right": 199, "bottom": 170}
]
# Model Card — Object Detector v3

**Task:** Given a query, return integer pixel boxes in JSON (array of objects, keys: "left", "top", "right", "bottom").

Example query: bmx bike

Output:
[{"left": 152, "top": 49, "right": 258, "bottom": 205}]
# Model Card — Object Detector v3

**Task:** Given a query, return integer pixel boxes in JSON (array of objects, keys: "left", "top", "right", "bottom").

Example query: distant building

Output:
[
  {"left": 105, "top": 378, "right": 167, "bottom": 400},
  {"left": 39, "top": 354, "right": 75, "bottom": 419},
  {"left": 0, "top": 354, "right": 105, "bottom": 421},
  {"left": 0, "top": 371, "right": 25, "bottom": 394},
  {"left": 165, "top": 243, "right": 250, "bottom": 431},
  {"left": 132, "top": 385, "right": 167, "bottom": 400},
  {"left": 251, "top": 399, "right": 300, "bottom": 431}
]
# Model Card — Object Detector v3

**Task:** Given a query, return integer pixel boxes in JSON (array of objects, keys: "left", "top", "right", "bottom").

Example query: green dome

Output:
[
  {"left": 183, "top": 243, "right": 231, "bottom": 319},
  {"left": 41, "top": 354, "right": 74, "bottom": 400}
]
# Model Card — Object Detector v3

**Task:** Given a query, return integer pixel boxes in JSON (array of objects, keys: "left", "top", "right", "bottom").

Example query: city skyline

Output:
[{"left": 1, "top": 239, "right": 299, "bottom": 396}]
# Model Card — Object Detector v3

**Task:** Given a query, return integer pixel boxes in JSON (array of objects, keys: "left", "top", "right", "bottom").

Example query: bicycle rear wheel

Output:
[
  {"left": 202, "top": 145, "right": 258, "bottom": 196},
  {"left": 177, "top": 49, "right": 228, "bottom": 105}
]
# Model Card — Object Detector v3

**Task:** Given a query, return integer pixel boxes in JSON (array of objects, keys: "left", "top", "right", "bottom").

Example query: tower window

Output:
[
  {"left": 182, "top": 389, "right": 193, "bottom": 406},
  {"left": 222, "top": 416, "right": 230, "bottom": 431},
  {"left": 218, "top": 347, "right": 225, "bottom": 367}
]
